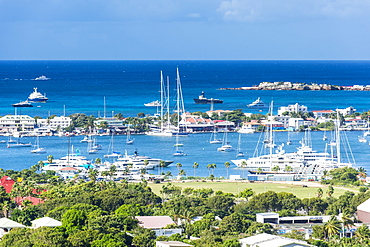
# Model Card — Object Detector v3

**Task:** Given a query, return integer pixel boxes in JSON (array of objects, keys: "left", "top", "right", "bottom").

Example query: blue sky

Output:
[{"left": 1, "top": 0, "right": 370, "bottom": 60}]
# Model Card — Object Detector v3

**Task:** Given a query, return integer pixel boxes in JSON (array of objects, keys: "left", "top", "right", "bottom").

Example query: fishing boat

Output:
[
  {"left": 28, "top": 88, "right": 49, "bottom": 103},
  {"left": 247, "top": 97, "right": 268, "bottom": 109},
  {"left": 31, "top": 136, "right": 46, "bottom": 153},
  {"left": 193, "top": 91, "right": 223, "bottom": 104},
  {"left": 12, "top": 100, "right": 33, "bottom": 107}
]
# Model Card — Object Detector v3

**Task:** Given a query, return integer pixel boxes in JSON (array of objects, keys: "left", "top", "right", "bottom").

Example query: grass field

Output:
[{"left": 147, "top": 180, "right": 358, "bottom": 199}]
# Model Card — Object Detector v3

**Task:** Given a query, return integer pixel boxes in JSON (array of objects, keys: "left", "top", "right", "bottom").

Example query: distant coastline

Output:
[{"left": 219, "top": 81, "right": 370, "bottom": 91}]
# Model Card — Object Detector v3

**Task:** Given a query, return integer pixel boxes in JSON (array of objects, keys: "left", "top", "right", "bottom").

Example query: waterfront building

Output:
[
  {"left": 336, "top": 106, "right": 356, "bottom": 116},
  {"left": 94, "top": 117, "right": 124, "bottom": 129},
  {"left": 0, "top": 115, "right": 36, "bottom": 133},
  {"left": 180, "top": 114, "right": 213, "bottom": 132},
  {"left": 288, "top": 118, "right": 305, "bottom": 130},
  {"left": 277, "top": 103, "right": 308, "bottom": 116},
  {"left": 312, "top": 110, "right": 335, "bottom": 118},
  {"left": 37, "top": 116, "right": 72, "bottom": 131},
  {"left": 206, "top": 109, "right": 232, "bottom": 118}
]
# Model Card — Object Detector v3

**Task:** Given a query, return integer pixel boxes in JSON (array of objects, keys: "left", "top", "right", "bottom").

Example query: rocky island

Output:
[{"left": 219, "top": 81, "right": 370, "bottom": 91}]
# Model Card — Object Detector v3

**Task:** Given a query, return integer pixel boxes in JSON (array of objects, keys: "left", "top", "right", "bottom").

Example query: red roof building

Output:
[{"left": 0, "top": 176, "right": 14, "bottom": 193}]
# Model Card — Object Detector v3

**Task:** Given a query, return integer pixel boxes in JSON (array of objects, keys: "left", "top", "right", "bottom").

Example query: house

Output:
[
  {"left": 357, "top": 198, "right": 370, "bottom": 223},
  {"left": 180, "top": 114, "right": 213, "bottom": 132},
  {"left": 57, "top": 167, "right": 79, "bottom": 180},
  {"left": 312, "top": 110, "right": 335, "bottom": 119},
  {"left": 0, "top": 176, "right": 15, "bottom": 193},
  {"left": 0, "top": 218, "right": 26, "bottom": 238},
  {"left": 135, "top": 216, "right": 182, "bottom": 237},
  {"left": 239, "top": 233, "right": 313, "bottom": 247},
  {"left": 31, "top": 217, "right": 62, "bottom": 228},
  {"left": 277, "top": 103, "right": 308, "bottom": 116},
  {"left": 37, "top": 116, "right": 72, "bottom": 131},
  {"left": 156, "top": 241, "right": 193, "bottom": 247},
  {"left": 0, "top": 115, "right": 36, "bottom": 133},
  {"left": 336, "top": 106, "right": 356, "bottom": 116}
]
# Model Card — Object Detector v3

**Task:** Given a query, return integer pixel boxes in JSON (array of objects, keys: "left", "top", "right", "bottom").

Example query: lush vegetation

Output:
[{"left": 0, "top": 165, "right": 369, "bottom": 247}]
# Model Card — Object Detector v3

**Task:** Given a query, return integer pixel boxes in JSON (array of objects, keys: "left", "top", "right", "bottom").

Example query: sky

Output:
[{"left": 1, "top": 0, "right": 370, "bottom": 60}]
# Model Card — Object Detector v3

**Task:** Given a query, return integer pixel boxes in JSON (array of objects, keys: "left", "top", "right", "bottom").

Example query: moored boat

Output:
[
  {"left": 28, "top": 88, "right": 49, "bottom": 103},
  {"left": 247, "top": 97, "right": 268, "bottom": 109},
  {"left": 12, "top": 100, "right": 33, "bottom": 107},
  {"left": 34, "top": 75, "right": 50, "bottom": 81},
  {"left": 194, "top": 91, "right": 223, "bottom": 104}
]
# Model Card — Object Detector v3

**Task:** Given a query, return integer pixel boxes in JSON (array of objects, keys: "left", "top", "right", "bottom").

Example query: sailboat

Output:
[
  {"left": 286, "top": 131, "right": 292, "bottom": 145},
  {"left": 31, "top": 136, "right": 46, "bottom": 153},
  {"left": 146, "top": 71, "right": 173, "bottom": 137},
  {"left": 7, "top": 132, "right": 32, "bottom": 148},
  {"left": 217, "top": 122, "right": 234, "bottom": 152},
  {"left": 87, "top": 140, "right": 98, "bottom": 154},
  {"left": 173, "top": 67, "right": 189, "bottom": 136},
  {"left": 104, "top": 133, "right": 121, "bottom": 158},
  {"left": 236, "top": 134, "right": 244, "bottom": 157},
  {"left": 173, "top": 134, "right": 186, "bottom": 156},
  {"left": 209, "top": 128, "right": 222, "bottom": 144},
  {"left": 126, "top": 129, "right": 135, "bottom": 145},
  {"left": 364, "top": 117, "right": 370, "bottom": 136}
]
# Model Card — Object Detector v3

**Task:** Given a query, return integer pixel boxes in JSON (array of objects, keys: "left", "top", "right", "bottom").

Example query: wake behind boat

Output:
[{"left": 194, "top": 91, "right": 223, "bottom": 104}]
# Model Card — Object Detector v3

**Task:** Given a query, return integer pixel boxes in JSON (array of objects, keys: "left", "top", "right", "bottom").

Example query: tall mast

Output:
[
  {"left": 336, "top": 111, "right": 341, "bottom": 164},
  {"left": 160, "top": 71, "right": 164, "bottom": 131}
]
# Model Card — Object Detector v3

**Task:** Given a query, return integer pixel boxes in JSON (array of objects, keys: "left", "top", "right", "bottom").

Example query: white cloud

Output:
[{"left": 217, "top": 0, "right": 370, "bottom": 22}]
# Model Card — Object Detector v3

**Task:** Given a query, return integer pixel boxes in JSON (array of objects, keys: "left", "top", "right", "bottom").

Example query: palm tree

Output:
[
  {"left": 179, "top": 169, "right": 186, "bottom": 177},
  {"left": 159, "top": 160, "right": 166, "bottom": 175},
  {"left": 210, "top": 163, "right": 216, "bottom": 175},
  {"left": 355, "top": 224, "right": 370, "bottom": 243},
  {"left": 327, "top": 185, "right": 334, "bottom": 197},
  {"left": 95, "top": 158, "right": 102, "bottom": 165},
  {"left": 192, "top": 162, "right": 199, "bottom": 177},
  {"left": 47, "top": 155, "right": 54, "bottom": 164},
  {"left": 317, "top": 188, "right": 323, "bottom": 198},
  {"left": 257, "top": 167, "right": 263, "bottom": 175},
  {"left": 241, "top": 161, "right": 247, "bottom": 178},
  {"left": 206, "top": 164, "right": 212, "bottom": 176},
  {"left": 324, "top": 216, "right": 341, "bottom": 239},
  {"left": 2, "top": 201, "right": 10, "bottom": 218},
  {"left": 340, "top": 209, "right": 354, "bottom": 237},
  {"left": 224, "top": 162, "right": 230, "bottom": 179},
  {"left": 357, "top": 167, "right": 367, "bottom": 179},
  {"left": 88, "top": 169, "right": 99, "bottom": 183},
  {"left": 284, "top": 165, "right": 293, "bottom": 173},
  {"left": 109, "top": 165, "right": 117, "bottom": 181},
  {"left": 272, "top": 165, "right": 280, "bottom": 172},
  {"left": 176, "top": 163, "right": 182, "bottom": 175}
]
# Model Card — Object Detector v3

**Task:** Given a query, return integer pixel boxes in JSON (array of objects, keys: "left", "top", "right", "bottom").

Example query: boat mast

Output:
[
  {"left": 336, "top": 111, "right": 341, "bottom": 164},
  {"left": 160, "top": 71, "right": 164, "bottom": 131},
  {"left": 176, "top": 67, "right": 186, "bottom": 132}
]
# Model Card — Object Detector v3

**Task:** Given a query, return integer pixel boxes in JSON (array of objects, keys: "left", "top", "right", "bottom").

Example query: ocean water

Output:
[{"left": 1, "top": 60, "right": 370, "bottom": 176}]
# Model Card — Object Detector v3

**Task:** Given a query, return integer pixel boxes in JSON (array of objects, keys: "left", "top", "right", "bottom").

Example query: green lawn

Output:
[{"left": 148, "top": 181, "right": 358, "bottom": 199}]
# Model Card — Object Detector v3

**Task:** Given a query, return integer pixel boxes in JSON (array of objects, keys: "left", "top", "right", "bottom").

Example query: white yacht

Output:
[
  {"left": 247, "top": 97, "right": 268, "bottom": 109},
  {"left": 144, "top": 100, "right": 161, "bottom": 107},
  {"left": 42, "top": 154, "right": 92, "bottom": 171},
  {"left": 34, "top": 75, "right": 50, "bottom": 81},
  {"left": 28, "top": 88, "right": 49, "bottom": 103}
]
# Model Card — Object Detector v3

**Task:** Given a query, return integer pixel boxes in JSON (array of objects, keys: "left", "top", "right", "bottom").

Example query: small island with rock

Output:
[{"left": 219, "top": 81, "right": 370, "bottom": 91}]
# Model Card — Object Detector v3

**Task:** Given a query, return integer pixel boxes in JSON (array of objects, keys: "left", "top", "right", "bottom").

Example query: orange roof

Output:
[{"left": 59, "top": 167, "right": 78, "bottom": 171}]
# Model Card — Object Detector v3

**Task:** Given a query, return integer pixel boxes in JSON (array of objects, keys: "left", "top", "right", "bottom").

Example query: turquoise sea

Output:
[{"left": 1, "top": 60, "right": 370, "bottom": 177}]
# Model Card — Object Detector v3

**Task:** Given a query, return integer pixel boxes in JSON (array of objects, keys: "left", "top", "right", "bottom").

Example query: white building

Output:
[
  {"left": 239, "top": 233, "right": 313, "bottom": 247},
  {"left": 0, "top": 115, "right": 36, "bottom": 133},
  {"left": 278, "top": 103, "right": 308, "bottom": 116},
  {"left": 336, "top": 106, "right": 356, "bottom": 116},
  {"left": 37, "top": 116, "right": 72, "bottom": 131},
  {"left": 288, "top": 118, "right": 305, "bottom": 130},
  {"left": 312, "top": 110, "right": 335, "bottom": 119}
]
